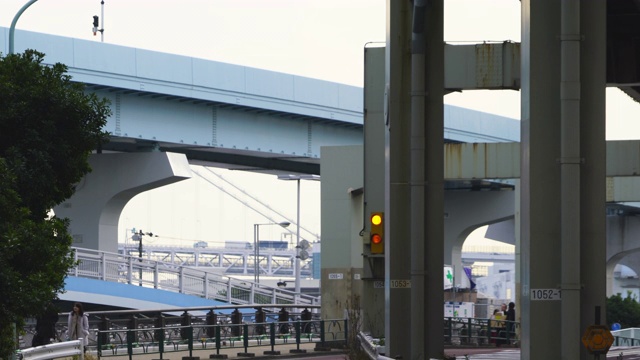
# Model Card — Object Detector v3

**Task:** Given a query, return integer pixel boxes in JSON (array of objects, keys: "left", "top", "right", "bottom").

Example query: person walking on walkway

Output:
[{"left": 67, "top": 302, "right": 89, "bottom": 347}]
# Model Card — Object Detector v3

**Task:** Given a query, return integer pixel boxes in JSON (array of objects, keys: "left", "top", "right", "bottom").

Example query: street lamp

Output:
[
  {"left": 132, "top": 229, "right": 156, "bottom": 286},
  {"left": 9, "top": 0, "right": 38, "bottom": 54},
  {"left": 254, "top": 221, "right": 290, "bottom": 284},
  {"left": 277, "top": 174, "right": 320, "bottom": 297},
  {"left": 10, "top": 0, "right": 105, "bottom": 54}
]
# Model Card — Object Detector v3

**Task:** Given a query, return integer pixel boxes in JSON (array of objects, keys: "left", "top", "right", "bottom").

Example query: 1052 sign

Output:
[{"left": 531, "top": 288, "right": 561, "bottom": 300}]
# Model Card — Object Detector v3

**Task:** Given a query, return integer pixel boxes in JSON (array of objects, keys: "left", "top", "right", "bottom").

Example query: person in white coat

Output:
[{"left": 67, "top": 302, "right": 89, "bottom": 346}]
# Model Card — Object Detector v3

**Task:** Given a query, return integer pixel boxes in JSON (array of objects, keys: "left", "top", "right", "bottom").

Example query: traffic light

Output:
[
  {"left": 93, "top": 16, "right": 99, "bottom": 35},
  {"left": 370, "top": 212, "right": 384, "bottom": 254}
]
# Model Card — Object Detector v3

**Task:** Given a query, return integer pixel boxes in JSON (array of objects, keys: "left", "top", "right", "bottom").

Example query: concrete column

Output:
[
  {"left": 319, "top": 145, "right": 364, "bottom": 322},
  {"left": 521, "top": 1, "right": 606, "bottom": 359},
  {"left": 53, "top": 152, "right": 191, "bottom": 253},
  {"left": 411, "top": 0, "right": 444, "bottom": 358},
  {"left": 362, "top": 45, "right": 386, "bottom": 337},
  {"left": 520, "top": 1, "right": 562, "bottom": 358},
  {"left": 578, "top": 2, "right": 606, "bottom": 359},
  {"left": 385, "top": 1, "right": 412, "bottom": 357}
]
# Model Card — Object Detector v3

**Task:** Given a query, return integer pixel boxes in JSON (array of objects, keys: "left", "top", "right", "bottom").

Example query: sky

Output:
[{"left": 2, "top": 0, "right": 639, "bottom": 249}]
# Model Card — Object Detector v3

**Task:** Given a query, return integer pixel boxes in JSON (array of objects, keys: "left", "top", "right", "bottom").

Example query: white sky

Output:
[{"left": 3, "top": 0, "right": 639, "bottom": 248}]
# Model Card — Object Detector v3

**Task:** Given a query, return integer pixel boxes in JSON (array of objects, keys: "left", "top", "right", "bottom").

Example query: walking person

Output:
[
  {"left": 67, "top": 302, "right": 90, "bottom": 348},
  {"left": 505, "top": 302, "right": 516, "bottom": 344},
  {"left": 32, "top": 302, "right": 59, "bottom": 347}
]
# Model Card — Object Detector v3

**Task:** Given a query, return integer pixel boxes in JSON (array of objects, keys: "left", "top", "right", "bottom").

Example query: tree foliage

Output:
[
  {"left": 0, "top": 50, "right": 110, "bottom": 358},
  {"left": 607, "top": 292, "right": 640, "bottom": 329},
  {"left": 0, "top": 50, "right": 110, "bottom": 219}
]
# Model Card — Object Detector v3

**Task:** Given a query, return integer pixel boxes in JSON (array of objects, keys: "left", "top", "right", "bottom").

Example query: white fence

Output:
[
  {"left": 20, "top": 340, "right": 83, "bottom": 360},
  {"left": 70, "top": 247, "right": 319, "bottom": 306}
]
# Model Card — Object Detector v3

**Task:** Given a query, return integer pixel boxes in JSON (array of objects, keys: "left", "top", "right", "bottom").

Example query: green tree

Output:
[
  {"left": 607, "top": 292, "right": 640, "bottom": 329},
  {"left": 0, "top": 50, "right": 110, "bottom": 358}
]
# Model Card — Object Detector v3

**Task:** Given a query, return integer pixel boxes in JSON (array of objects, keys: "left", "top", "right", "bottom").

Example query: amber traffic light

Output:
[{"left": 370, "top": 212, "right": 384, "bottom": 254}]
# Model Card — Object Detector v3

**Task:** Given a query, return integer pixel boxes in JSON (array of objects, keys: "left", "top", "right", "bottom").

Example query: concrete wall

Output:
[{"left": 320, "top": 145, "right": 364, "bottom": 321}]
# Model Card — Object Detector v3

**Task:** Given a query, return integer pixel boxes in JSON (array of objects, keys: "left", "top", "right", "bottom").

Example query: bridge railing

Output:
[
  {"left": 613, "top": 327, "right": 640, "bottom": 346},
  {"left": 69, "top": 247, "right": 320, "bottom": 306}
]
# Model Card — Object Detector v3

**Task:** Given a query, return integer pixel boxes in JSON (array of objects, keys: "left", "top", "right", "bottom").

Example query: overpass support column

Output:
[
  {"left": 385, "top": 1, "right": 412, "bottom": 357},
  {"left": 521, "top": 1, "right": 606, "bottom": 359},
  {"left": 386, "top": 1, "right": 445, "bottom": 359},
  {"left": 53, "top": 152, "right": 191, "bottom": 253}
]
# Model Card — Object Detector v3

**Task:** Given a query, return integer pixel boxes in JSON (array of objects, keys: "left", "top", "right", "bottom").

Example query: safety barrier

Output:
[
  {"left": 612, "top": 327, "right": 640, "bottom": 347},
  {"left": 95, "top": 318, "right": 346, "bottom": 359},
  {"left": 357, "top": 332, "right": 394, "bottom": 360},
  {"left": 357, "top": 317, "right": 521, "bottom": 360},
  {"left": 19, "top": 339, "right": 84, "bottom": 360},
  {"left": 444, "top": 316, "right": 519, "bottom": 347},
  {"left": 70, "top": 247, "right": 320, "bottom": 306}
]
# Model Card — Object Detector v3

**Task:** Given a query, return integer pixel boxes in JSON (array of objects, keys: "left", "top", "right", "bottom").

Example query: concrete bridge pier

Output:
[
  {"left": 521, "top": 0, "right": 607, "bottom": 358},
  {"left": 53, "top": 152, "right": 192, "bottom": 254},
  {"left": 444, "top": 191, "right": 515, "bottom": 287}
]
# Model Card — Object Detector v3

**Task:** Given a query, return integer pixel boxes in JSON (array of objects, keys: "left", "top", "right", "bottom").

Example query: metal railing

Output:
[
  {"left": 357, "top": 316, "right": 521, "bottom": 360},
  {"left": 19, "top": 340, "right": 84, "bottom": 360},
  {"left": 613, "top": 328, "right": 640, "bottom": 346},
  {"left": 19, "top": 306, "right": 347, "bottom": 358},
  {"left": 443, "top": 316, "right": 519, "bottom": 347},
  {"left": 70, "top": 247, "right": 320, "bottom": 306},
  {"left": 96, "top": 318, "right": 344, "bottom": 359}
]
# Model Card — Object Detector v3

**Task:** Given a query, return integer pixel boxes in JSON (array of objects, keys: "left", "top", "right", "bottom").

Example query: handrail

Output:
[
  {"left": 20, "top": 339, "right": 84, "bottom": 360},
  {"left": 358, "top": 332, "right": 394, "bottom": 360},
  {"left": 94, "top": 318, "right": 345, "bottom": 358},
  {"left": 69, "top": 247, "right": 320, "bottom": 306}
]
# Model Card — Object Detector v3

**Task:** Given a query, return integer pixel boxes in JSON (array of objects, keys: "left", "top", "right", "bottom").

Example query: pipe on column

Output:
[
  {"left": 410, "top": 0, "right": 427, "bottom": 358},
  {"left": 560, "top": 0, "right": 582, "bottom": 358}
]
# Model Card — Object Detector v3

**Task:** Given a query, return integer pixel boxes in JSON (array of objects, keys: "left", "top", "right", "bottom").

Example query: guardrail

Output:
[
  {"left": 613, "top": 327, "right": 640, "bottom": 346},
  {"left": 94, "top": 316, "right": 345, "bottom": 359},
  {"left": 70, "top": 247, "right": 320, "bottom": 306},
  {"left": 19, "top": 339, "right": 84, "bottom": 360},
  {"left": 357, "top": 332, "right": 393, "bottom": 360},
  {"left": 444, "top": 316, "right": 519, "bottom": 347},
  {"left": 357, "top": 316, "right": 521, "bottom": 360},
  {"left": 19, "top": 304, "right": 329, "bottom": 352}
]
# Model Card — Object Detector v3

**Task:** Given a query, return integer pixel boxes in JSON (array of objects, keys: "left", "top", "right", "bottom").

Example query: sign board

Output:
[
  {"left": 444, "top": 266, "right": 454, "bottom": 289},
  {"left": 582, "top": 324, "right": 614, "bottom": 354},
  {"left": 372, "top": 280, "right": 411, "bottom": 288},
  {"left": 390, "top": 280, "right": 411, "bottom": 288},
  {"left": 444, "top": 302, "right": 475, "bottom": 318},
  {"left": 327, "top": 273, "right": 344, "bottom": 280},
  {"left": 531, "top": 288, "right": 561, "bottom": 300}
]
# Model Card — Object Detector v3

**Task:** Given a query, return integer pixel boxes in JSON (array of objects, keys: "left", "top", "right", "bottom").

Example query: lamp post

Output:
[
  {"left": 10, "top": 0, "right": 105, "bottom": 54},
  {"left": 254, "top": 221, "right": 290, "bottom": 284},
  {"left": 9, "top": 0, "right": 39, "bottom": 54},
  {"left": 277, "top": 174, "right": 320, "bottom": 298},
  {"left": 132, "top": 229, "right": 156, "bottom": 286}
]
